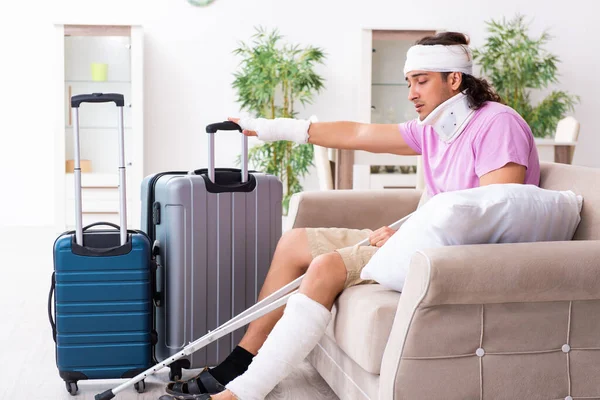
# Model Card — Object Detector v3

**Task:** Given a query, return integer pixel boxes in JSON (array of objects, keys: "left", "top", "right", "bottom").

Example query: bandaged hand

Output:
[
  {"left": 228, "top": 114, "right": 317, "bottom": 144},
  {"left": 369, "top": 226, "right": 397, "bottom": 247}
]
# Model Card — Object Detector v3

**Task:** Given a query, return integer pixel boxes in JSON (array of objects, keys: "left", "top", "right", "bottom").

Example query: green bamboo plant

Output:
[
  {"left": 473, "top": 14, "right": 579, "bottom": 138},
  {"left": 232, "top": 26, "right": 326, "bottom": 214}
]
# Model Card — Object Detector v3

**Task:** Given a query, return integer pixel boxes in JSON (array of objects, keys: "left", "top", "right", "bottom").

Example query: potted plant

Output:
[
  {"left": 232, "top": 26, "right": 326, "bottom": 214},
  {"left": 473, "top": 14, "right": 579, "bottom": 138}
]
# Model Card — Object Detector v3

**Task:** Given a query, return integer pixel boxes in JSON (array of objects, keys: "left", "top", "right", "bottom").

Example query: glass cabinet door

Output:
[
  {"left": 370, "top": 38, "right": 416, "bottom": 124},
  {"left": 64, "top": 35, "right": 132, "bottom": 175}
]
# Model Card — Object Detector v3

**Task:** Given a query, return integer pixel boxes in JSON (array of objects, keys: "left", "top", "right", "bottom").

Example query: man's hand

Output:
[
  {"left": 369, "top": 226, "right": 397, "bottom": 247},
  {"left": 228, "top": 117, "right": 257, "bottom": 137}
]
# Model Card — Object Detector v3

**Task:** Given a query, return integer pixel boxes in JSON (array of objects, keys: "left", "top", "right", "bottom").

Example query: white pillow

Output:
[{"left": 360, "top": 184, "right": 583, "bottom": 293}]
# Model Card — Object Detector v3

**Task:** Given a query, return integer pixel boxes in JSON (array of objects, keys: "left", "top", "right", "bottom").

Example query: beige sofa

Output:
[{"left": 286, "top": 162, "right": 600, "bottom": 400}]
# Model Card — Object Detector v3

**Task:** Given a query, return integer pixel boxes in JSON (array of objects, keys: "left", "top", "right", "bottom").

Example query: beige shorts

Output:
[{"left": 305, "top": 227, "right": 379, "bottom": 289}]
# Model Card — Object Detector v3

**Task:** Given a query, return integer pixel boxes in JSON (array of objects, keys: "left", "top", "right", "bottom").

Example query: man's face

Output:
[{"left": 405, "top": 71, "right": 460, "bottom": 120}]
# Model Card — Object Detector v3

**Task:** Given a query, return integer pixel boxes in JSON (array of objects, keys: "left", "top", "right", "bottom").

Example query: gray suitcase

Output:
[{"left": 141, "top": 121, "right": 283, "bottom": 380}]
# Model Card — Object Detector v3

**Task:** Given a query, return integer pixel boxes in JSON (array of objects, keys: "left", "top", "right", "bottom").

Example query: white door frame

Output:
[{"left": 54, "top": 24, "right": 66, "bottom": 234}]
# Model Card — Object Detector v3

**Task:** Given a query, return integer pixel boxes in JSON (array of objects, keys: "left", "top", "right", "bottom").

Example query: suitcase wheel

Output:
[
  {"left": 169, "top": 367, "right": 182, "bottom": 382},
  {"left": 65, "top": 381, "right": 78, "bottom": 396},
  {"left": 134, "top": 380, "right": 146, "bottom": 393}
]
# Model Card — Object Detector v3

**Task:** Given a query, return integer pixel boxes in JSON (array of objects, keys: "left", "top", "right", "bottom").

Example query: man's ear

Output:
[{"left": 449, "top": 72, "right": 463, "bottom": 91}]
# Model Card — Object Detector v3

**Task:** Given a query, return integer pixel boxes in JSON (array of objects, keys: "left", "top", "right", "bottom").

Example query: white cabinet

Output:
[
  {"left": 354, "top": 30, "right": 433, "bottom": 190},
  {"left": 57, "top": 25, "right": 144, "bottom": 231}
]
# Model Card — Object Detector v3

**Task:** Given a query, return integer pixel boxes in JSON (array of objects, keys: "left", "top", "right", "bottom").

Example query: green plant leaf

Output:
[
  {"left": 472, "top": 14, "right": 579, "bottom": 138},
  {"left": 231, "top": 27, "right": 327, "bottom": 214}
]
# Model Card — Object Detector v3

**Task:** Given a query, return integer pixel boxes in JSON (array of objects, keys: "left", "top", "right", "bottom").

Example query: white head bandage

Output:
[{"left": 403, "top": 44, "right": 473, "bottom": 77}]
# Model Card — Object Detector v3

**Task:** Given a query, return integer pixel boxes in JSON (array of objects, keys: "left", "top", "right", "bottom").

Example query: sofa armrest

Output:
[
  {"left": 286, "top": 189, "right": 422, "bottom": 231},
  {"left": 379, "top": 240, "right": 600, "bottom": 399},
  {"left": 408, "top": 240, "right": 600, "bottom": 306}
]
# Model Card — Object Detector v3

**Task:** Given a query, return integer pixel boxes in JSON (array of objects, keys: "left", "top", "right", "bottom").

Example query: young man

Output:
[{"left": 161, "top": 31, "right": 540, "bottom": 400}]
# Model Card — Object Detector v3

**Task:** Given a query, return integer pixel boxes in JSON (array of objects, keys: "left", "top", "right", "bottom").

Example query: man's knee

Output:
[{"left": 306, "top": 252, "right": 347, "bottom": 288}]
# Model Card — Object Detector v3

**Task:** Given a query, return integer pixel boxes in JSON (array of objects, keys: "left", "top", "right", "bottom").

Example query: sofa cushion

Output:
[{"left": 326, "top": 284, "right": 401, "bottom": 375}]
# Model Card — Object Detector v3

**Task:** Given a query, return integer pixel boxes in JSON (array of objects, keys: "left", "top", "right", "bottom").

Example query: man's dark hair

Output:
[{"left": 416, "top": 32, "right": 503, "bottom": 109}]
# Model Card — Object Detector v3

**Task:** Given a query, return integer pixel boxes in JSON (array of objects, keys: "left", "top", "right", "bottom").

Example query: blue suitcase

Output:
[{"left": 49, "top": 94, "right": 156, "bottom": 396}]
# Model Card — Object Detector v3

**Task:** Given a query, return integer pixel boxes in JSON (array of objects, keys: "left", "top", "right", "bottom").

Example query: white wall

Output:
[{"left": 1, "top": 0, "right": 598, "bottom": 230}]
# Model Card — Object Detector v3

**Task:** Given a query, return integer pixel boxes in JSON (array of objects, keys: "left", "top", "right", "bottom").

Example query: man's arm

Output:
[
  {"left": 479, "top": 162, "right": 526, "bottom": 186},
  {"left": 307, "top": 122, "right": 419, "bottom": 156},
  {"left": 229, "top": 116, "right": 419, "bottom": 155}
]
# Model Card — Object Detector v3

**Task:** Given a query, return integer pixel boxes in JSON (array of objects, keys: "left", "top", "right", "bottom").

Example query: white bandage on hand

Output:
[{"left": 238, "top": 114, "right": 317, "bottom": 144}]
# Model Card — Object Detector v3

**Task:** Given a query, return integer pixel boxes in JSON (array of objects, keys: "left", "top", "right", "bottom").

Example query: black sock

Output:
[{"left": 209, "top": 346, "right": 255, "bottom": 385}]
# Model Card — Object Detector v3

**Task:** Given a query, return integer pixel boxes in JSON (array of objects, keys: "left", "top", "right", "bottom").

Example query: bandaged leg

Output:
[
  {"left": 238, "top": 114, "right": 317, "bottom": 144},
  {"left": 225, "top": 293, "right": 331, "bottom": 400}
]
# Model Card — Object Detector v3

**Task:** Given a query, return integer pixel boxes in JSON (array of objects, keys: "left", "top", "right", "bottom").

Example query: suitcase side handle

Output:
[
  {"left": 205, "top": 121, "right": 248, "bottom": 184},
  {"left": 48, "top": 272, "right": 57, "bottom": 342},
  {"left": 151, "top": 241, "right": 163, "bottom": 307},
  {"left": 82, "top": 222, "right": 121, "bottom": 232},
  {"left": 71, "top": 93, "right": 125, "bottom": 108}
]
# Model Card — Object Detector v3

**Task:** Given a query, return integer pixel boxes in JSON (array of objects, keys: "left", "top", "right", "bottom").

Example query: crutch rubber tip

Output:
[{"left": 94, "top": 389, "right": 115, "bottom": 400}]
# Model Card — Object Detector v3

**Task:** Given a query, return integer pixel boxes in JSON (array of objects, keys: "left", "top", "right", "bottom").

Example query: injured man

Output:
[{"left": 160, "top": 31, "right": 541, "bottom": 400}]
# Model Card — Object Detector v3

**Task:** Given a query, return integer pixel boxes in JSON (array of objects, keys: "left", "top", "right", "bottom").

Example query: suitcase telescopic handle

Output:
[
  {"left": 205, "top": 121, "right": 248, "bottom": 184},
  {"left": 71, "top": 93, "right": 125, "bottom": 108},
  {"left": 205, "top": 121, "right": 242, "bottom": 134},
  {"left": 71, "top": 93, "right": 128, "bottom": 247}
]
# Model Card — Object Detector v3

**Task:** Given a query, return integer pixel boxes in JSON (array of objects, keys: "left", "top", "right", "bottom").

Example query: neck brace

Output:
[{"left": 417, "top": 92, "right": 475, "bottom": 143}]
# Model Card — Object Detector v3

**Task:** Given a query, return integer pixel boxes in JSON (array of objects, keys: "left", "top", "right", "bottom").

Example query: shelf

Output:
[
  {"left": 65, "top": 126, "right": 133, "bottom": 129},
  {"left": 369, "top": 172, "right": 417, "bottom": 189},
  {"left": 372, "top": 83, "right": 408, "bottom": 86},
  {"left": 66, "top": 173, "right": 118, "bottom": 187},
  {"left": 66, "top": 80, "right": 131, "bottom": 83},
  {"left": 370, "top": 172, "right": 417, "bottom": 176}
]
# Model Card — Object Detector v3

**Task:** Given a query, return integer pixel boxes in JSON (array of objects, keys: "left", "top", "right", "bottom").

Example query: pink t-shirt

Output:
[{"left": 399, "top": 101, "right": 541, "bottom": 196}]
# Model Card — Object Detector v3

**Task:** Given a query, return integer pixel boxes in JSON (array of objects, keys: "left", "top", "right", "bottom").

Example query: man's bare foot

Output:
[{"left": 210, "top": 389, "right": 238, "bottom": 400}]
